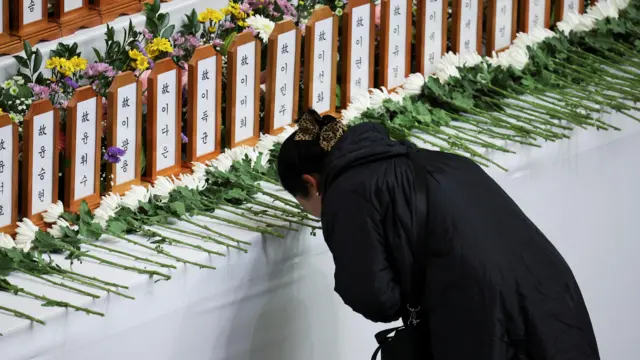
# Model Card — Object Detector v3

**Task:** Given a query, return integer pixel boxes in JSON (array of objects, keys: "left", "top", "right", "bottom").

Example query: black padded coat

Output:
[{"left": 320, "top": 122, "right": 599, "bottom": 359}]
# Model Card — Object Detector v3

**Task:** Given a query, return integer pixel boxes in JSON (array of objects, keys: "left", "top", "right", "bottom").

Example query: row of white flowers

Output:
[{"left": 0, "top": 0, "right": 631, "bottom": 249}]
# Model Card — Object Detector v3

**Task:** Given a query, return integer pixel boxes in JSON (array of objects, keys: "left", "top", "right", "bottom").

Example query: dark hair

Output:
[{"left": 277, "top": 109, "right": 339, "bottom": 197}]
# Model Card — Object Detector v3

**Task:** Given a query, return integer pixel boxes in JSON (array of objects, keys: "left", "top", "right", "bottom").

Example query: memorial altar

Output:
[{"left": 0, "top": 0, "right": 638, "bottom": 359}]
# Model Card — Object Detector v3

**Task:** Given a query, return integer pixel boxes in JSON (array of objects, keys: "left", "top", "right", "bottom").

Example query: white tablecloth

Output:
[
  {"left": 0, "top": 110, "right": 638, "bottom": 359},
  {"left": 0, "top": 0, "right": 228, "bottom": 82}
]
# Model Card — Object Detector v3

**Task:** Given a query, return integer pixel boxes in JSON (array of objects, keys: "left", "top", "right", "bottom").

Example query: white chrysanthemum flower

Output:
[
  {"left": 191, "top": 162, "right": 208, "bottom": 180},
  {"left": 402, "top": 73, "right": 425, "bottom": 96},
  {"left": 15, "top": 218, "right": 38, "bottom": 252},
  {"left": 48, "top": 218, "right": 78, "bottom": 239},
  {"left": 43, "top": 200, "right": 64, "bottom": 223},
  {"left": 512, "top": 32, "right": 535, "bottom": 51},
  {"left": 227, "top": 146, "right": 252, "bottom": 162},
  {"left": 388, "top": 91, "right": 404, "bottom": 103},
  {"left": 255, "top": 134, "right": 278, "bottom": 154},
  {"left": 369, "top": 88, "right": 390, "bottom": 109},
  {"left": 277, "top": 126, "right": 296, "bottom": 141},
  {"left": 340, "top": 107, "right": 360, "bottom": 124},
  {"left": 246, "top": 15, "right": 275, "bottom": 43},
  {"left": 556, "top": 12, "right": 582, "bottom": 35},
  {"left": 174, "top": 173, "right": 207, "bottom": 191},
  {"left": 459, "top": 52, "right": 484, "bottom": 67},
  {"left": 210, "top": 153, "right": 234, "bottom": 172},
  {"left": 610, "top": 0, "right": 630, "bottom": 9},
  {"left": 92, "top": 208, "right": 115, "bottom": 229},
  {"left": 349, "top": 92, "right": 371, "bottom": 114},
  {"left": 120, "top": 185, "right": 150, "bottom": 210},
  {"left": 151, "top": 176, "right": 175, "bottom": 202},
  {"left": 435, "top": 63, "right": 460, "bottom": 83},
  {"left": 100, "top": 193, "right": 121, "bottom": 213},
  {"left": 439, "top": 52, "right": 461, "bottom": 68},
  {"left": 504, "top": 47, "right": 529, "bottom": 70},
  {"left": 529, "top": 27, "right": 556, "bottom": 44},
  {"left": 0, "top": 233, "right": 15, "bottom": 249},
  {"left": 587, "top": 1, "right": 619, "bottom": 20}
]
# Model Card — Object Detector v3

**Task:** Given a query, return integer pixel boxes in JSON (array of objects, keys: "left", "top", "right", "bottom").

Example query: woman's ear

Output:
[{"left": 302, "top": 174, "right": 319, "bottom": 196}]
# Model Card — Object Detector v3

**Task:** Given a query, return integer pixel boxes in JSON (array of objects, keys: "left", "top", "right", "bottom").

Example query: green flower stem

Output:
[
  {"left": 447, "top": 114, "right": 539, "bottom": 146},
  {"left": 222, "top": 204, "right": 322, "bottom": 230},
  {"left": 180, "top": 218, "right": 253, "bottom": 246},
  {"left": 145, "top": 227, "right": 226, "bottom": 257},
  {"left": 551, "top": 58, "right": 640, "bottom": 97},
  {"left": 437, "top": 125, "right": 513, "bottom": 152},
  {"left": 250, "top": 187, "right": 304, "bottom": 210},
  {"left": 213, "top": 207, "right": 298, "bottom": 231},
  {"left": 108, "top": 232, "right": 215, "bottom": 270},
  {"left": 156, "top": 223, "right": 248, "bottom": 252},
  {"left": 49, "top": 272, "right": 134, "bottom": 300},
  {"left": 447, "top": 123, "right": 536, "bottom": 147},
  {"left": 83, "top": 242, "right": 177, "bottom": 269},
  {"left": 568, "top": 48, "right": 640, "bottom": 81},
  {"left": 246, "top": 199, "right": 320, "bottom": 223},
  {"left": 0, "top": 305, "right": 46, "bottom": 325},
  {"left": 255, "top": 173, "right": 281, "bottom": 187},
  {"left": 19, "top": 270, "right": 101, "bottom": 299},
  {"left": 489, "top": 86, "right": 590, "bottom": 127},
  {"left": 76, "top": 250, "right": 171, "bottom": 280},
  {"left": 491, "top": 97, "right": 574, "bottom": 130},
  {"left": 479, "top": 105, "right": 565, "bottom": 141},
  {"left": 406, "top": 131, "right": 488, "bottom": 166},
  {"left": 195, "top": 211, "right": 286, "bottom": 238},
  {"left": 466, "top": 108, "right": 547, "bottom": 139},
  {"left": 17, "top": 287, "right": 104, "bottom": 316},
  {"left": 52, "top": 268, "right": 128, "bottom": 289},
  {"left": 428, "top": 128, "right": 508, "bottom": 171}
]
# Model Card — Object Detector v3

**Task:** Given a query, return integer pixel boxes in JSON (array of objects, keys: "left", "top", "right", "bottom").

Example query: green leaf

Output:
[
  {"left": 23, "top": 41, "right": 33, "bottom": 59},
  {"left": 32, "top": 49, "right": 43, "bottom": 74},
  {"left": 161, "top": 25, "right": 175, "bottom": 39},
  {"left": 78, "top": 201, "right": 93, "bottom": 224},
  {"left": 13, "top": 55, "right": 29, "bottom": 69},
  {"left": 169, "top": 202, "right": 186, "bottom": 217}
]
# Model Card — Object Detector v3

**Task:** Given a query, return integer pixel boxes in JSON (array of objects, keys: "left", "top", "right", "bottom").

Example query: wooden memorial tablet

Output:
[
  {"left": 106, "top": 72, "right": 142, "bottom": 194},
  {"left": 520, "top": 0, "right": 551, "bottom": 32},
  {"left": 51, "top": 0, "right": 101, "bottom": 36},
  {"left": 342, "top": 0, "right": 375, "bottom": 106},
  {"left": 0, "top": 0, "right": 21, "bottom": 55},
  {"left": 22, "top": 99, "right": 60, "bottom": 228},
  {"left": 555, "top": 0, "right": 584, "bottom": 22},
  {"left": 143, "top": 58, "right": 182, "bottom": 183},
  {"left": 379, "top": 0, "right": 412, "bottom": 90},
  {"left": 0, "top": 114, "right": 18, "bottom": 234},
  {"left": 89, "top": 0, "right": 141, "bottom": 23},
  {"left": 185, "top": 45, "right": 222, "bottom": 165},
  {"left": 64, "top": 86, "right": 102, "bottom": 212},
  {"left": 265, "top": 20, "right": 301, "bottom": 135},
  {"left": 9, "top": 0, "right": 60, "bottom": 45},
  {"left": 452, "top": 0, "right": 484, "bottom": 54},
  {"left": 486, "top": 0, "right": 517, "bottom": 53},
  {"left": 226, "top": 31, "right": 261, "bottom": 148},
  {"left": 416, "top": 0, "right": 448, "bottom": 75},
  {"left": 303, "top": 7, "right": 338, "bottom": 116}
]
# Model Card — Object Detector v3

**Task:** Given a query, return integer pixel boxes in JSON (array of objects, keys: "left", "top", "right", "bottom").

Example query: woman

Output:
[{"left": 277, "top": 109, "right": 600, "bottom": 359}]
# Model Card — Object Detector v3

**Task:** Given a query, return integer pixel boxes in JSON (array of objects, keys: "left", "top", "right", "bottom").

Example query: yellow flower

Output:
[
  {"left": 45, "top": 57, "right": 64, "bottom": 70},
  {"left": 208, "top": 25, "right": 217, "bottom": 32},
  {"left": 298, "top": 1, "right": 304, "bottom": 4},
  {"left": 69, "top": 56, "right": 88, "bottom": 71},
  {"left": 128, "top": 49, "right": 145, "bottom": 60},
  {"left": 145, "top": 37, "right": 174, "bottom": 59},
  {"left": 46, "top": 57, "right": 75, "bottom": 76},
  {"left": 0, "top": 108, "right": 3, "bottom": 114},
  {"left": 209, "top": 9, "right": 224, "bottom": 22},
  {"left": 221, "top": 6, "right": 231, "bottom": 16},
  {"left": 134, "top": 56, "right": 149, "bottom": 71}
]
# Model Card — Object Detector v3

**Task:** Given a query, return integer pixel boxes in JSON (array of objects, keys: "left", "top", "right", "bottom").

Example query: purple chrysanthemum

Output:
[
  {"left": 64, "top": 77, "right": 79, "bottom": 89},
  {"left": 103, "top": 146, "right": 126, "bottom": 163},
  {"left": 143, "top": 29, "right": 154, "bottom": 40},
  {"left": 29, "top": 83, "right": 51, "bottom": 100},
  {"left": 181, "top": 133, "right": 188, "bottom": 144}
]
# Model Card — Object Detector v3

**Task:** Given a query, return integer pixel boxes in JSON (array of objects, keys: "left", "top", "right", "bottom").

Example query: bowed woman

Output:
[{"left": 276, "top": 109, "right": 600, "bottom": 359}]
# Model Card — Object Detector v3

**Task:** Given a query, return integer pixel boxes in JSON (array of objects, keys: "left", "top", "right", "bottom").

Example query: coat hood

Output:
[{"left": 321, "top": 122, "right": 414, "bottom": 194}]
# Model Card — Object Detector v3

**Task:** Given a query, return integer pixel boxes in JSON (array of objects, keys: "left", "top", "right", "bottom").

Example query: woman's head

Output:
[{"left": 277, "top": 109, "right": 345, "bottom": 217}]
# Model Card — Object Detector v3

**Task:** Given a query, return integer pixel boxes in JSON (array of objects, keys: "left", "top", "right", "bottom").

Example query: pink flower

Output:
[
  {"left": 181, "top": 66, "right": 188, "bottom": 91},
  {"left": 375, "top": 4, "right": 381, "bottom": 26},
  {"left": 139, "top": 70, "right": 151, "bottom": 104}
]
